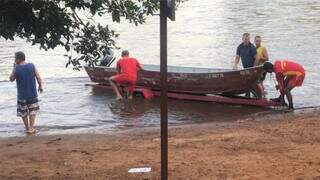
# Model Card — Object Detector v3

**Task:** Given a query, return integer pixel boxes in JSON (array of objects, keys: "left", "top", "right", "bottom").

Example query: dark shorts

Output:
[{"left": 17, "top": 98, "right": 40, "bottom": 117}]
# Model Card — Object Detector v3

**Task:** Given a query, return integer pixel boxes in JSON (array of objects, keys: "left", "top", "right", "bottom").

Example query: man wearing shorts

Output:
[
  {"left": 109, "top": 50, "right": 143, "bottom": 100},
  {"left": 9, "top": 51, "right": 43, "bottom": 133},
  {"left": 263, "top": 60, "right": 305, "bottom": 110},
  {"left": 254, "top": 35, "right": 269, "bottom": 98}
]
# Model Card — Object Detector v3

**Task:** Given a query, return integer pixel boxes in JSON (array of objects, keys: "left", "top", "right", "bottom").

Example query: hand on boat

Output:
[{"left": 232, "top": 64, "right": 238, "bottom": 70}]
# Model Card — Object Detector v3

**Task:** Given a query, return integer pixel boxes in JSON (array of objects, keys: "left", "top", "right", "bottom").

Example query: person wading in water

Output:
[
  {"left": 109, "top": 50, "right": 144, "bottom": 100},
  {"left": 234, "top": 33, "right": 258, "bottom": 97},
  {"left": 254, "top": 35, "right": 269, "bottom": 98},
  {"left": 9, "top": 51, "right": 43, "bottom": 134}
]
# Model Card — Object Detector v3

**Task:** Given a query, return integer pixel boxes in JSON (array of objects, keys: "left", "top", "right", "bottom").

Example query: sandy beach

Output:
[
  {"left": 1, "top": 0, "right": 320, "bottom": 180},
  {"left": 1, "top": 108, "right": 320, "bottom": 180}
]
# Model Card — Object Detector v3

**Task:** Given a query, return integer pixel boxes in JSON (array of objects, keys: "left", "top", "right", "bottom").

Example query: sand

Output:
[{"left": 1, "top": 108, "right": 320, "bottom": 180}]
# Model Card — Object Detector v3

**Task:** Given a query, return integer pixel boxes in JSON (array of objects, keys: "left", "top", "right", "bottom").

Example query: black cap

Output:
[{"left": 263, "top": 62, "right": 274, "bottom": 71}]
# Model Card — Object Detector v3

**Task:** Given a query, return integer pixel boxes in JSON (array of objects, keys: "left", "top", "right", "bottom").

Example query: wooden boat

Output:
[{"left": 84, "top": 65, "right": 263, "bottom": 96}]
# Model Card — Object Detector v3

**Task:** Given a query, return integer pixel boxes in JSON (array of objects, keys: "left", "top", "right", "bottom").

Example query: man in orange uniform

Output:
[
  {"left": 109, "top": 50, "right": 144, "bottom": 100},
  {"left": 263, "top": 60, "right": 305, "bottom": 110}
]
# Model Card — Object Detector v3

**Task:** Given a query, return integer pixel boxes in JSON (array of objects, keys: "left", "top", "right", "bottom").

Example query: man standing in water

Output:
[
  {"left": 254, "top": 36, "right": 269, "bottom": 65},
  {"left": 234, "top": 33, "right": 258, "bottom": 97},
  {"left": 234, "top": 33, "right": 257, "bottom": 69},
  {"left": 9, "top": 51, "right": 43, "bottom": 134},
  {"left": 254, "top": 35, "right": 269, "bottom": 98},
  {"left": 263, "top": 60, "right": 305, "bottom": 110},
  {"left": 109, "top": 50, "right": 143, "bottom": 100}
]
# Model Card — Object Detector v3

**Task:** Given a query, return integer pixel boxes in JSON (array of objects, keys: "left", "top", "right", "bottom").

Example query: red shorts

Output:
[
  {"left": 286, "top": 74, "right": 305, "bottom": 88},
  {"left": 113, "top": 74, "right": 136, "bottom": 93}
]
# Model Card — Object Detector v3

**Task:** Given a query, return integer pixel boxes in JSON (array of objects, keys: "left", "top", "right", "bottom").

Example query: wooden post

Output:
[{"left": 160, "top": 0, "right": 168, "bottom": 179}]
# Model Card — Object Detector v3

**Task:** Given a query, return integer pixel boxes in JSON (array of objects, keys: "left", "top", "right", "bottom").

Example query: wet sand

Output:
[{"left": 1, "top": 108, "right": 320, "bottom": 180}]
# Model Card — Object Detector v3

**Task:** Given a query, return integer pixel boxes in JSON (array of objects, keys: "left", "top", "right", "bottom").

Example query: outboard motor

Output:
[{"left": 100, "top": 49, "right": 115, "bottom": 67}]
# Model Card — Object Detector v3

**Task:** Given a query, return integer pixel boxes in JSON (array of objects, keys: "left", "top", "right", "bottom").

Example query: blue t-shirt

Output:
[
  {"left": 15, "top": 63, "right": 38, "bottom": 100},
  {"left": 236, "top": 42, "right": 257, "bottom": 68}
]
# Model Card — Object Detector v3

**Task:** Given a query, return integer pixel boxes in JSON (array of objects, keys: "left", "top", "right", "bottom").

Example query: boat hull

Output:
[{"left": 84, "top": 65, "right": 263, "bottom": 95}]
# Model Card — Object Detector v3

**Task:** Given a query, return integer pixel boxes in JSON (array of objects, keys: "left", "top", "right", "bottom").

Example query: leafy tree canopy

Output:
[{"left": 0, "top": 0, "right": 184, "bottom": 69}]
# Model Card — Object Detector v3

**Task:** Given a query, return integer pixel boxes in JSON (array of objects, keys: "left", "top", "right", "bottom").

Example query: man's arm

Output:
[
  {"left": 254, "top": 54, "right": 259, "bottom": 66},
  {"left": 234, "top": 55, "right": 240, "bottom": 70},
  {"left": 116, "top": 60, "right": 121, "bottom": 74},
  {"left": 9, "top": 64, "right": 16, "bottom": 82},
  {"left": 34, "top": 66, "right": 43, "bottom": 93},
  {"left": 137, "top": 62, "right": 144, "bottom": 71},
  {"left": 234, "top": 45, "right": 241, "bottom": 69},
  {"left": 252, "top": 45, "right": 259, "bottom": 66},
  {"left": 263, "top": 48, "right": 269, "bottom": 62}
]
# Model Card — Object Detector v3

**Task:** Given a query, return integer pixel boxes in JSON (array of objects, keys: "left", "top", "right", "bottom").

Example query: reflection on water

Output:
[
  {"left": 1, "top": 0, "right": 320, "bottom": 137},
  {"left": 0, "top": 77, "right": 263, "bottom": 137}
]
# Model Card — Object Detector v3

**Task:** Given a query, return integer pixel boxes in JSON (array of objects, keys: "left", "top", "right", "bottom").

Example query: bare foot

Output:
[
  {"left": 27, "top": 128, "right": 37, "bottom": 134},
  {"left": 284, "top": 108, "right": 294, "bottom": 113},
  {"left": 116, "top": 96, "right": 123, "bottom": 101}
]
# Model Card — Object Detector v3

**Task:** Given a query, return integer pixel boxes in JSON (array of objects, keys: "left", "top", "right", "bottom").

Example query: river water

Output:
[{"left": 0, "top": 0, "right": 319, "bottom": 137}]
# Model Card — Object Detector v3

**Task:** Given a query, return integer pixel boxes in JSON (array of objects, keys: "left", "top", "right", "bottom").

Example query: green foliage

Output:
[{"left": 0, "top": 0, "right": 184, "bottom": 69}]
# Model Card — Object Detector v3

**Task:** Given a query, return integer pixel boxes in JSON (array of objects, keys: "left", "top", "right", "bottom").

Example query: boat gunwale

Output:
[{"left": 84, "top": 65, "right": 263, "bottom": 75}]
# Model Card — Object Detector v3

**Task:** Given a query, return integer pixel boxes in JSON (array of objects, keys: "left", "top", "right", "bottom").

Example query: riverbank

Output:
[{"left": 1, "top": 108, "right": 320, "bottom": 179}]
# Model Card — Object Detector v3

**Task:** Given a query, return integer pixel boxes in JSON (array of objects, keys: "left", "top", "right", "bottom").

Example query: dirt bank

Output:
[{"left": 1, "top": 109, "right": 320, "bottom": 179}]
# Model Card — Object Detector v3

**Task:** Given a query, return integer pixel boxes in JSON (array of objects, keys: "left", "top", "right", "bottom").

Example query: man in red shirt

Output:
[
  {"left": 109, "top": 50, "right": 144, "bottom": 100},
  {"left": 263, "top": 60, "right": 305, "bottom": 110}
]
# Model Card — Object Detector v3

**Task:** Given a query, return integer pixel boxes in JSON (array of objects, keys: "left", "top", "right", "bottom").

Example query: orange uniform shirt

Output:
[
  {"left": 274, "top": 60, "right": 305, "bottom": 93},
  {"left": 114, "top": 57, "right": 141, "bottom": 93},
  {"left": 116, "top": 57, "right": 140, "bottom": 81}
]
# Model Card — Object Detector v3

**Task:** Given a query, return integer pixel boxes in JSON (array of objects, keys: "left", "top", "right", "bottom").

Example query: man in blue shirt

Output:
[
  {"left": 233, "top": 33, "right": 258, "bottom": 97},
  {"left": 233, "top": 33, "right": 257, "bottom": 69},
  {"left": 9, "top": 51, "right": 43, "bottom": 134}
]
